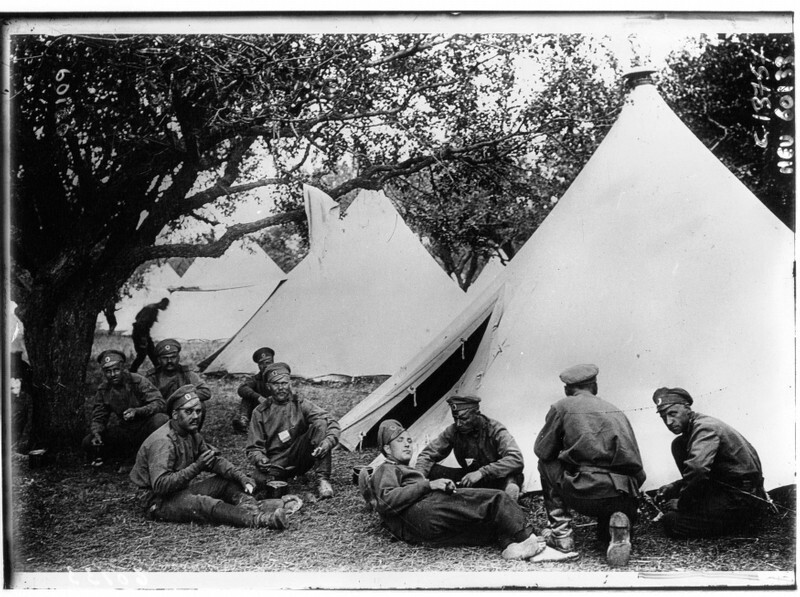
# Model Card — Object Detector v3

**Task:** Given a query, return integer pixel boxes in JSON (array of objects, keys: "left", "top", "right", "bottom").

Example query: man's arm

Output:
[
  {"left": 477, "top": 423, "right": 525, "bottom": 480},
  {"left": 372, "top": 465, "right": 431, "bottom": 516},
  {"left": 533, "top": 405, "right": 563, "bottom": 461},
  {"left": 414, "top": 427, "right": 454, "bottom": 477},
  {"left": 148, "top": 438, "right": 206, "bottom": 496},
  {"left": 131, "top": 374, "right": 166, "bottom": 418},
  {"left": 678, "top": 424, "right": 720, "bottom": 499},
  {"left": 89, "top": 391, "right": 111, "bottom": 436},
  {"left": 245, "top": 410, "right": 270, "bottom": 466},
  {"left": 302, "top": 400, "right": 341, "bottom": 452}
]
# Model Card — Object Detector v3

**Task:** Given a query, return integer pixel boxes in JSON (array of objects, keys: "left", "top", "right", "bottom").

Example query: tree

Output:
[
  {"left": 10, "top": 32, "right": 577, "bottom": 446},
  {"left": 660, "top": 33, "right": 795, "bottom": 229}
]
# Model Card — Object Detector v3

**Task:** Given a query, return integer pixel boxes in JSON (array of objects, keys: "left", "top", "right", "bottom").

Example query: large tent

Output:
[
  {"left": 202, "top": 186, "right": 468, "bottom": 379},
  {"left": 338, "top": 76, "right": 795, "bottom": 493}
]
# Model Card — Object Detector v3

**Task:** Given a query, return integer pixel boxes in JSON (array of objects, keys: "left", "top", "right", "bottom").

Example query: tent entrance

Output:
[{"left": 358, "top": 315, "right": 491, "bottom": 448}]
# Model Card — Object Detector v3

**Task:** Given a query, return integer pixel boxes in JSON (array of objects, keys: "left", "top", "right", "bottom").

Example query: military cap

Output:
[
  {"left": 264, "top": 362, "right": 292, "bottom": 383},
  {"left": 447, "top": 395, "right": 482, "bottom": 412},
  {"left": 155, "top": 339, "right": 181, "bottom": 357},
  {"left": 559, "top": 364, "right": 599, "bottom": 386},
  {"left": 652, "top": 387, "right": 693, "bottom": 413},
  {"left": 377, "top": 419, "right": 405, "bottom": 447},
  {"left": 167, "top": 384, "right": 200, "bottom": 413},
  {"left": 97, "top": 349, "right": 126, "bottom": 369},
  {"left": 252, "top": 347, "right": 276, "bottom": 363}
]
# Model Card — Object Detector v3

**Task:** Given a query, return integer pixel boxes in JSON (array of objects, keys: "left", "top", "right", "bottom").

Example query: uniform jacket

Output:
[
  {"left": 237, "top": 370, "right": 272, "bottom": 404},
  {"left": 146, "top": 365, "right": 211, "bottom": 403},
  {"left": 534, "top": 389, "right": 646, "bottom": 497},
  {"left": 245, "top": 393, "right": 341, "bottom": 465},
  {"left": 90, "top": 371, "right": 165, "bottom": 435},
  {"left": 372, "top": 459, "right": 432, "bottom": 517},
  {"left": 671, "top": 411, "right": 762, "bottom": 494},
  {"left": 415, "top": 415, "right": 524, "bottom": 480},
  {"left": 130, "top": 420, "right": 247, "bottom": 496}
]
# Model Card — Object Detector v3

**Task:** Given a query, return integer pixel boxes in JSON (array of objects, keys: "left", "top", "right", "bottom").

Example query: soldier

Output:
[
  {"left": 146, "top": 339, "right": 211, "bottom": 429},
  {"left": 232, "top": 347, "right": 275, "bottom": 433},
  {"left": 652, "top": 387, "right": 766, "bottom": 538},
  {"left": 82, "top": 349, "right": 168, "bottom": 465},
  {"left": 130, "top": 384, "right": 289, "bottom": 529},
  {"left": 246, "top": 362, "right": 340, "bottom": 499},
  {"left": 534, "top": 364, "right": 646, "bottom": 567},
  {"left": 364, "top": 419, "right": 575, "bottom": 562},
  {"left": 130, "top": 297, "right": 170, "bottom": 373},
  {"left": 415, "top": 395, "right": 524, "bottom": 501}
]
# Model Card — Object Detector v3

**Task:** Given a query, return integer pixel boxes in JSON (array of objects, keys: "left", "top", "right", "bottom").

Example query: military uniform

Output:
[
  {"left": 246, "top": 395, "right": 340, "bottom": 486},
  {"left": 236, "top": 370, "right": 273, "bottom": 425},
  {"left": 82, "top": 369, "right": 168, "bottom": 459},
  {"left": 129, "top": 385, "right": 285, "bottom": 529},
  {"left": 130, "top": 300, "right": 166, "bottom": 373},
  {"left": 660, "top": 410, "right": 764, "bottom": 538},
  {"left": 146, "top": 340, "right": 212, "bottom": 429},
  {"left": 415, "top": 414, "right": 524, "bottom": 492},
  {"left": 534, "top": 365, "right": 645, "bottom": 547}
]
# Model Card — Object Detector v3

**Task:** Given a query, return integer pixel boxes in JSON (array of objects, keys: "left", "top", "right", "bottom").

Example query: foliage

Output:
[{"left": 661, "top": 33, "right": 795, "bottom": 229}]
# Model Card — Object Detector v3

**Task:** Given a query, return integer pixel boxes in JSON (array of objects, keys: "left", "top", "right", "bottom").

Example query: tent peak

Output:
[{"left": 622, "top": 66, "right": 657, "bottom": 89}]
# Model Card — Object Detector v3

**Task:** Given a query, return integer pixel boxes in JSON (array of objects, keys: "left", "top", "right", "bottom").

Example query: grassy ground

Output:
[{"left": 8, "top": 335, "right": 796, "bottom": 587}]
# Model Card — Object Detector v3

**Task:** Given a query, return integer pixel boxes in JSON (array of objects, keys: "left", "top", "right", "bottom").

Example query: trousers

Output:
[
  {"left": 82, "top": 413, "right": 169, "bottom": 460},
  {"left": 538, "top": 459, "right": 638, "bottom": 544},
  {"left": 383, "top": 488, "right": 532, "bottom": 549},
  {"left": 251, "top": 425, "right": 332, "bottom": 488}
]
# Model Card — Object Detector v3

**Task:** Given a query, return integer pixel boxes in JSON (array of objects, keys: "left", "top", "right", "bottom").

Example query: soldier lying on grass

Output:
[{"left": 359, "top": 419, "right": 577, "bottom": 562}]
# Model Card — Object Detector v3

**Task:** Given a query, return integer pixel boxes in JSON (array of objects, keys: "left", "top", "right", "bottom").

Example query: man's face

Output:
[
  {"left": 659, "top": 404, "right": 692, "bottom": 435},
  {"left": 257, "top": 356, "right": 274, "bottom": 374},
  {"left": 158, "top": 352, "right": 180, "bottom": 372},
  {"left": 172, "top": 398, "right": 203, "bottom": 433},
  {"left": 452, "top": 408, "right": 480, "bottom": 434},
  {"left": 102, "top": 363, "right": 124, "bottom": 386},
  {"left": 384, "top": 431, "right": 414, "bottom": 465},
  {"left": 269, "top": 376, "right": 292, "bottom": 403}
]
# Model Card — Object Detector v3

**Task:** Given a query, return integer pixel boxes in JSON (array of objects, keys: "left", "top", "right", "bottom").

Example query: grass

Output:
[{"left": 7, "top": 335, "right": 797, "bottom": 588}]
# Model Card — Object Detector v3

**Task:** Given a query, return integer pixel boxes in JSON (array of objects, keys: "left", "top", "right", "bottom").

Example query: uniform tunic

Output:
[
  {"left": 130, "top": 421, "right": 258, "bottom": 526},
  {"left": 661, "top": 411, "right": 764, "bottom": 538},
  {"left": 237, "top": 370, "right": 273, "bottom": 419},
  {"left": 370, "top": 459, "right": 531, "bottom": 548},
  {"left": 246, "top": 393, "right": 340, "bottom": 482},
  {"left": 89, "top": 371, "right": 166, "bottom": 436},
  {"left": 534, "top": 389, "right": 645, "bottom": 498},
  {"left": 415, "top": 415, "right": 524, "bottom": 486},
  {"left": 146, "top": 365, "right": 211, "bottom": 405}
]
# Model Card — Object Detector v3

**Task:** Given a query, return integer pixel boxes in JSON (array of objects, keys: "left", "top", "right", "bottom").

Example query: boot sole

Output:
[{"left": 607, "top": 511, "right": 631, "bottom": 567}]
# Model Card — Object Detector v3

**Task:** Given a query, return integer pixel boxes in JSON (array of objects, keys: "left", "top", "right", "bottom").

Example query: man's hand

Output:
[
  {"left": 430, "top": 478, "right": 457, "bottom": 494},
  {"left": 91, "top": 433, "right": 104, "bottom": 447},
  {"left": 311, "top": 438, "right": 333, "bottom": 458},
  {"left": 241, "top": 477, "right": 256, "bottom": 494},
  {"left": 460, "top": 471, "right": 483, "bottom": 487},
  {"left": 255, "top": 455, "right": 271, "bottom": 472},
  {"left": 655, "top": 482, "right": 680, "bottom": 505},
  {"left": 196, "top": 450, "right": 216, "bottom": 471},
  {"left": 663, "top": 498, "right": 680, "bottom": 512},
  {"left": 122, "top": 408, "right": 136, "bottom": 422}
]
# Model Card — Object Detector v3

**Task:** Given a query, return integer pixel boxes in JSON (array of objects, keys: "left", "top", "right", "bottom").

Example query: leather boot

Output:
[{"left": 210, "top": 502, "right": 259, "bottom": 528}]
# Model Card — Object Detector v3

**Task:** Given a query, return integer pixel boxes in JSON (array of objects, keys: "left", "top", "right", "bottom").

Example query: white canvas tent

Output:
[
  {"left": 152, "top": 241, "right": 287, "bottom": 341},
  {"left": 338, "top": 77, "right": 795, "bottom": 493},
  {"left": 202, "top": 186, "right": 468, "bottom": 379}
]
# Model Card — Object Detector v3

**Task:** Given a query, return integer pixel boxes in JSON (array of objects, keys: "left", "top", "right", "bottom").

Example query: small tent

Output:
[
  {"left": 338, "top": 76, "right": 795, "bottom": 493},
  {"left": 202, "top": 186, "right": 468, "bottom": 379}
]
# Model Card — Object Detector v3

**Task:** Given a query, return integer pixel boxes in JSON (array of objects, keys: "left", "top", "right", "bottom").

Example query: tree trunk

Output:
[{"left": 23, "top": 284, "right": 103, "bottom": 450}]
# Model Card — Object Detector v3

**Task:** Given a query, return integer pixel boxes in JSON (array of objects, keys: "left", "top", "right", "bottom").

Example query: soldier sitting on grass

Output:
[
  {"left": 246, "top": 362, "right": 340, "bottom": 500},
  {"left": 232, "top": 347, "right": 275, "bottom": 433},
  {"left": 359, "top": 419, "right": 577, "bottom": 562},
  {"left": 82, "top": 349, "right": 168, "bottom": 466},
  {"left": 145, "top": 339, "right": 212, "bottom": 429},
  {"left": 130, "top": 384, "right": 292, "bottom": 529}
]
